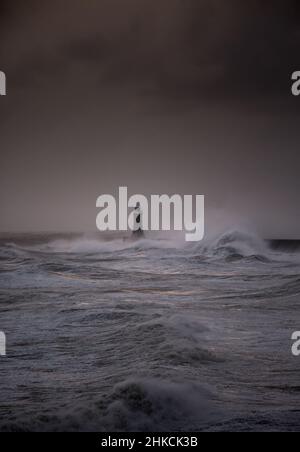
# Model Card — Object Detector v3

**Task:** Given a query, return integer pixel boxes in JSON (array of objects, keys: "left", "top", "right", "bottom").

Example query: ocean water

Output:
[{"left": 0, "top": 231, "right": 299, "bottom": 432}]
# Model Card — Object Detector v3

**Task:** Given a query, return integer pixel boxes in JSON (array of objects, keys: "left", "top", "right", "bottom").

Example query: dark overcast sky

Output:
[{"left": 0, "top": 0, "right": 299, "bottom": 237}]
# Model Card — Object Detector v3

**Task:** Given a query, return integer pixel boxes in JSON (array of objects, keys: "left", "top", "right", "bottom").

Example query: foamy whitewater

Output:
[{"left": 0, "top": 231, "right": 300, "bottom": 432}]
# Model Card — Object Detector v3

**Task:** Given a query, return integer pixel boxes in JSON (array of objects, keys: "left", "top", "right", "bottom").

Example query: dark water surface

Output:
[{"left": 0, "top": 232, "right": 299, "bottom": 432}]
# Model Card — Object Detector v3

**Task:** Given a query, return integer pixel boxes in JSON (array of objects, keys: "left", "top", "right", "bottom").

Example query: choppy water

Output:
[{"left": 0, "top": 231, "right": 300, "bottom": 432}]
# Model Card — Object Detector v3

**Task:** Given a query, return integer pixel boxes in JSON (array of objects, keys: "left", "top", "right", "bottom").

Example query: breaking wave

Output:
[
  {"left": 1, "top": 230, "right": 299, "bottom": 268},
  {"left": 203, "top": 230, "right": 269, "bottom": 261},
  {"left": 1, "top": 378, "right": 219, "bottom": 432}
]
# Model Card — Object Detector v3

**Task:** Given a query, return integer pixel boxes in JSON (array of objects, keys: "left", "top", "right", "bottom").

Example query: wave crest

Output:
[{"left": 200, "top": 230, "right": 270, "bottom": 262}]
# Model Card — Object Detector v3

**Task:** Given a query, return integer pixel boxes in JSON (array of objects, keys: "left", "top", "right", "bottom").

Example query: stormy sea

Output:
[{"left": 0, "top": 231, "right": 299, "bottom": 432}]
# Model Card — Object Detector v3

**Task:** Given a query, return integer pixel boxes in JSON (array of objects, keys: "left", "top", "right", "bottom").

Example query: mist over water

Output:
[{"left": 0, "top": 230, "right": 300, "bottom": 432}]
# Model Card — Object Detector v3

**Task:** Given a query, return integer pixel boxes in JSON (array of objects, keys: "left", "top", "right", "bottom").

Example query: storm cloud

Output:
[{"left": 0, "top": 1, "right": 299, "bottom": 236}]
